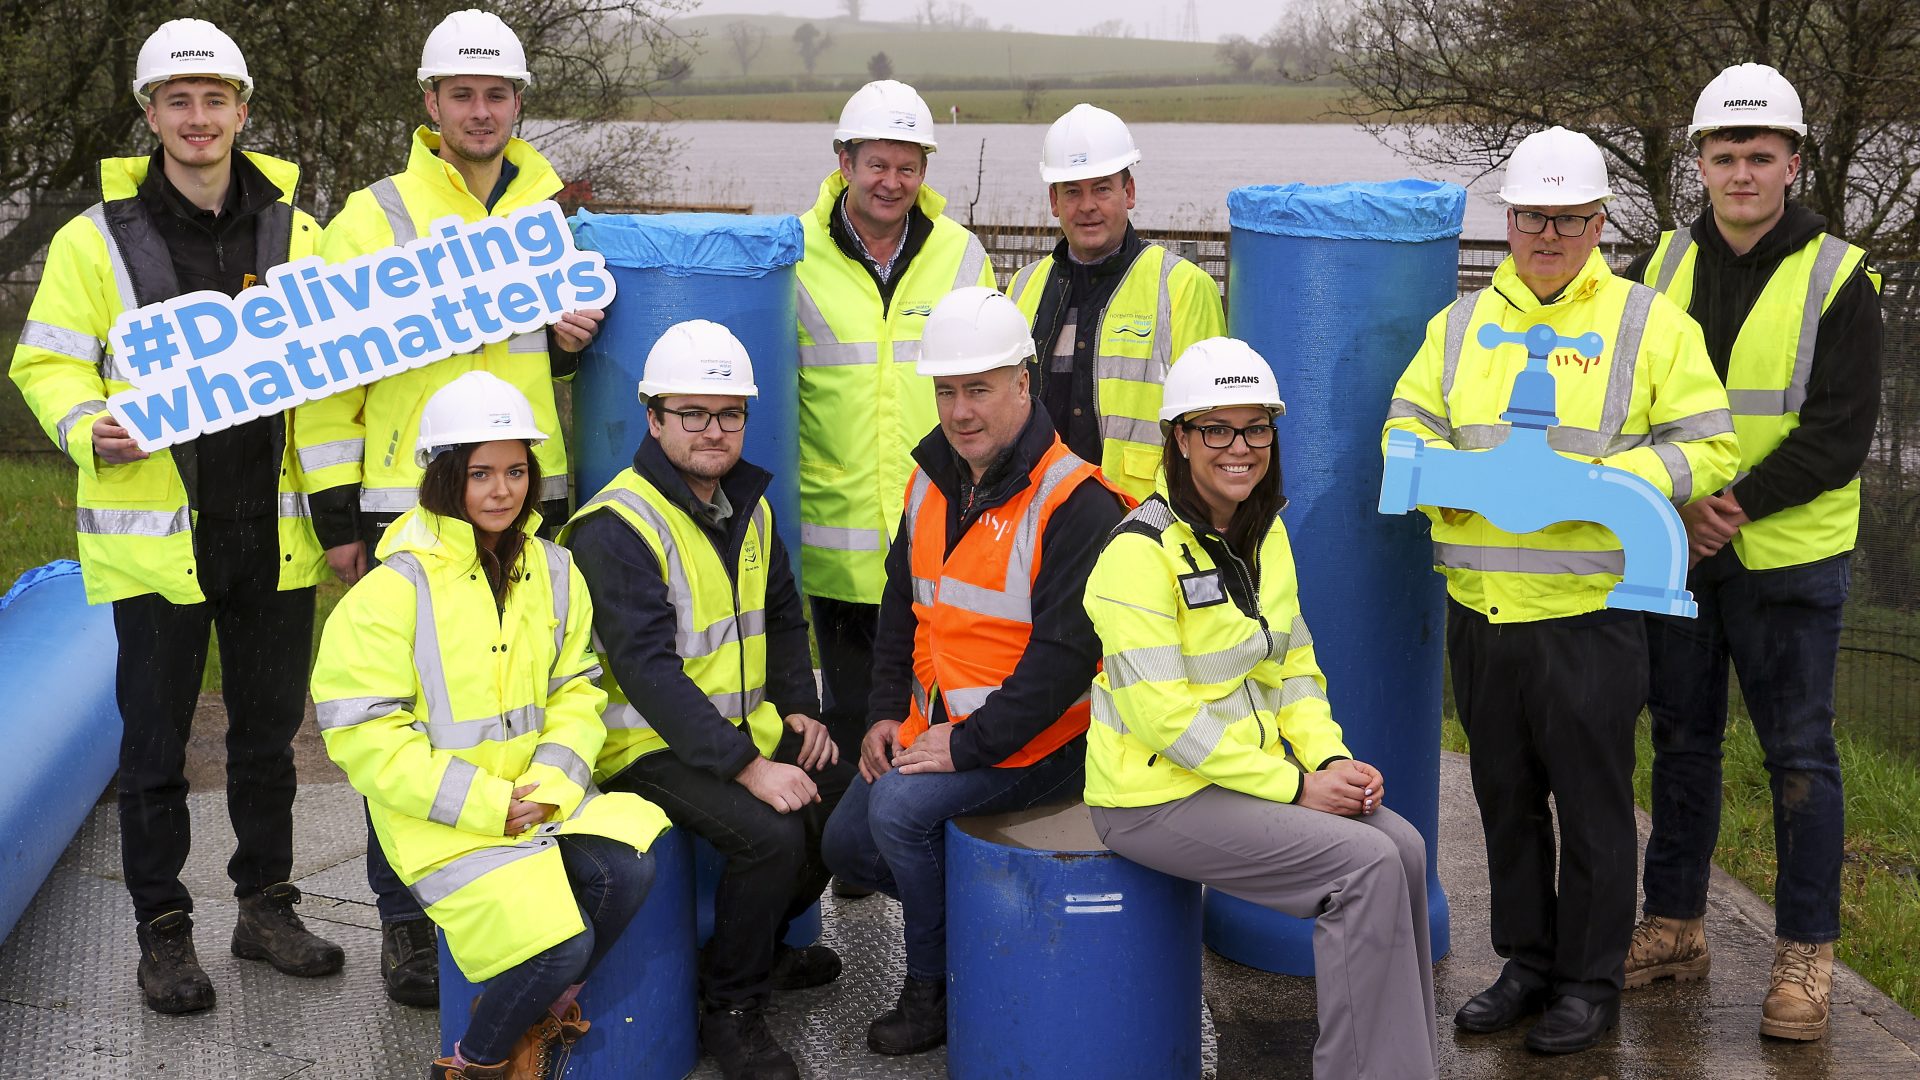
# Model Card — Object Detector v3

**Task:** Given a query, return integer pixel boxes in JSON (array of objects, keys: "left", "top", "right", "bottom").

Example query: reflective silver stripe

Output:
[
  {"left": 1652, "top": 228, "right": 1694, "bottom": 295},
  {"left": 933, "top": 576, "right": 1030, "bottom": 621},
  {"left": 1098, "top": 413, "right": 1162, "bottom": 448},
  {"left": 1186, "top": 632, "right": 1272, "bottom": 684},
  {"left": 102, "top": 350, "right": 137, "bottom": 383},
  {"left": 1652, "top": 408, "right": 1734, "bottom": 443},
  {"left": 953, "top": 236, "right": 990, "bottom": 291},
  {"left": 1727, "top": 389, "right": 1788, "bottom": 414},
  {"left": 1089, "top": 683, "right": 1130, "bottom": 735},
  {"left": 531, "top": 742, "right": 592, "bottom": 790},
  {"left": 680, "top": 608, "right": 767, "bottom": 658},
  {"left": 539, "top": 473, "right": 568, "bottom": 503},
  {"left": 942, "top": 684, "right": 999, "bottom": 715},
  {"left": 279, "top": 492, "right": 310, "bottom": 519},
  {"left": 1596, "top": 285, "right": 1657, "bottom": 441},
  {"left": 1009, "top": 260, "right": 1042, "bottom": 301},
  {"left": 799, "top": 340, "right": 878, "bottom": 368},
  {"left": 542, "top": 540, "right": 571, "bottom": 667},
  {"left": 55, "top": 400, "right": 108, "bottom": 454},
  {"left": 1089, "top": 250, "right": 1181, "bottom": 426},
  {"left": 298, "top": 437, "right": 365, "bottom": 473},
  {"left": 911, "top": 679, "right": 931, "bottom": 720},
  {"left": 429, "top": 757, "right": 479, "bottom": 826},
  {"left": 1452, "top": 423, "right": 1648, "bottom": 458},
  {"left": 1150, "top": 249, "right": 1180, "bottom": 369},
  {"left": 910, "top": 575, "right": 937, "bottom": 607},
  {"left": 371, "top": 178, "right": 417, "bottom": 244},
  {"left": 1440, "top": 291, "right": 1483, "bottom": 400},
  {"left": 549, "top": 665, "right": 602, "bottom": 696},
  {"left": 361, "top": 486, "right": 420, "bottom": 513},
  {"left": 19, "top": 319, "right": 102, "bottom": 365},
  {"left": 1099, "top": 355, "right": 1162, "bottom": 384},
  {"left": 603, "top": 701, "right": 654, "bottom": 731},
  {"left": 1105, "top": 643, "right": 1185, "bottom": 689},
  {"left": 796, "top": 281, "right": 838, "bottom": 344},
  {"left": 383, "top": 553, "right": 454, "bottom": 725},
  {"left": 709, "top": 687, "right": 765, "bottom": 720},
  {"left": 1386, "top": 397, "right": 1450, "bottom": 441},
  {"left": 1287, "top": 614, "right": 1313, "bottom": 651},
  {"left": 577, "top": 488, "right": 698, "bottom": 632},
  {"left": 83, "top": 203, "right": 137, "bottom": 312},
  {"left": 928, "top": 451, "right": 1089, "bottom": 625},
  {"left": 1432, "top": 542, "right": 1624, "bottom": 576},
  {"left": 1163, "top": 694, "right": 1245, "bottom": 771},
  {"left": 315, "top": 695, "right": 412, "bottom": 731},
  {"left": 75, "top": 507, "right": 190, "bottom": 536},
  {"left": 903, "top": 471, "right": 934, "bottom": 547},
  {"left": 801, "top": 522, "right": 882, "bottom": 551},
  {"left": 507, "top": 330, "right": 546, "bottom": 354},
  {"left": 1786, "top": 237, "right": 1851, "bottom": 415},
  {"left": 1278, "top": 675, "right": 1327, "bottom": 709},
  {"left": 410, "top": 838, "right": 549, "bottom": 908},
  {"left": 893, "top": 340, "right": 922, "bottom": 366},
  {"left": 1653, "top": 443, "right": 1693, "bottom": 504},
  {"left": 415, "top": 703, "right": 543, "bottom": 750}
]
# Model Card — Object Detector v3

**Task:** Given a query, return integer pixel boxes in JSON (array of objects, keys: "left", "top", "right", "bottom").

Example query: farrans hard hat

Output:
[
  {"left": 638, "top": 320, "right": 759, "bottom": 400},
  {"left": 835, "top": 80, "right": 938, "bottom": 152},
  {"left": 415, "top": 371, "right": 549, "bottom": 467},
  {"left": 1158, "top": 338, "right": 1286, "bottom": 424},
  {"left": 1040, "top": 104, "right": 1142, "bottom": 184},
  {"left": 1498, "top": 126, "right": 1613, "bottom": 206},
  {"left": 133, "top": 19, "right": 253, "bottom": 107},
  {"left": 1690, "top": 63, "right": 1807, "bottom": 141},
  {"left": 917, "top": 287, "right": 1036, "bottom": 378},
  {"left": 418, "top": 9, "right": 533, "bottom": 94}
]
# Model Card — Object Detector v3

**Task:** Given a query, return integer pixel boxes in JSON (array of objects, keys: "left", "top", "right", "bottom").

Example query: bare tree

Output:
[
  {"left": 1021, "top": 79, "right": 1047, "bottom": 120},
  {"left": 1261, "top": 0, "right": 1343, "bottom": 83},
  {"left": 1082, "top": 19, "right": 1132, "bottom": 38},
  {"left": 792, "top": 22, "right": 834, "bottom": 75},
  {"left": 839, "top": 0, "right": 865, "bottom": 20},
  {"left": 724, "top": 20, "right": 768, "bottom": 78},
  {"left": 914, "top": 1, "right": 989, "bottom": 30},
  {"left": 1216, "top": 34, "right": 1259, "bottom": 76}
]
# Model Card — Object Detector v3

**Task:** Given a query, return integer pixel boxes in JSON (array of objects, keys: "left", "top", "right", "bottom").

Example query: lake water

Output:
[{"left": 585, "top": 120, "right": 1516, "bottom": 239}]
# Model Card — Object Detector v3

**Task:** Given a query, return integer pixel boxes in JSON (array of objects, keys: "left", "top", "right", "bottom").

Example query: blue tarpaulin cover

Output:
[
  {"left": 1228, "top": 180, "right": 1466, "bottom": 243},
  {"left": 570, "top": 211, "right": 805, "bottom": 278}
]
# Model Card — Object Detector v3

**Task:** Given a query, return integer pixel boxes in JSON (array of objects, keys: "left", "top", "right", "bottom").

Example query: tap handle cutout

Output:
[{"left": 1475, "top": 322, "right": 1605, "bottom": 363}]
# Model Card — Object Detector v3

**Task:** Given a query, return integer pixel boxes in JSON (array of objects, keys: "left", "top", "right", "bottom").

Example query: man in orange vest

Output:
[{"left": 822, "top": 287, "right": 1127, "bottom": 1057}]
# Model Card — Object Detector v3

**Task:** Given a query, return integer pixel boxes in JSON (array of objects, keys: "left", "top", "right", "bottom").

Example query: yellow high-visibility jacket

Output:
[
  {"left": 1383, "top": 250, "right": 1740, "bottom": 622},
  {"left": 311, "top": 505, "right": 668, "bottom": 982},
  {"left": 1083, "top": 479, "right": 1350, "bottom": 808},
  {"left": 294, "top": 129, "right": 572, "bottom": 520},
  {"left": 8, "top": 152, "right": 325, "bottom": 604},
  {"left": 794, "top": 172, "right": 995, "bottom": 603},
  {"left": 1006, "top": 244, "right": 1224, "bottom": 500}
]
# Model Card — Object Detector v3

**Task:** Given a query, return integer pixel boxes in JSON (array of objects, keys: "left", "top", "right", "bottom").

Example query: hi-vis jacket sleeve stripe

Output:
[{"left": 512, "top": 546, "right": 608, "bottom": 820}]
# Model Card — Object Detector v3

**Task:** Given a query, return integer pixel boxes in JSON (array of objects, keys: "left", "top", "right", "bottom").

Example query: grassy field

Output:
[{"left": 641, "top": 83, "right": 1351, "bottom": 125}]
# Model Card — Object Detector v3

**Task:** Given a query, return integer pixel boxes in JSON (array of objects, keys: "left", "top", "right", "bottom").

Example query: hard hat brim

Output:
[
  {"left": 414, "top": 426, "right": 550, "bottom": 468},
  {"left": 834, "top": 131, "right": 938, "bottom": 153},
  {"left": 636, "top": 382, "right": 760, "bottom": 400}
]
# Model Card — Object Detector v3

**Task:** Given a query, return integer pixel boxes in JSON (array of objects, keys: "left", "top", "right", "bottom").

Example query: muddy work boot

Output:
[
  {"left": 1761, "top": 939, "right": 1833, "bottom": 1041},
  {"left": 427, "top": 1053, "right": 511, "bottom": 1079},
  {"left": 1623, "top": 914, "right": 1709, "bottom": 989},
  {"left": 383, "top": 917, "right": 442, "bottom": 1006},
  {"left": 136, "top": 909, "right": 216, "bottom": 1014},
  {"left": 231, "top": 882, "right": 346, "bottom": 977},
  {"left": 867, "top": 975, "right": 947, "bottom": 1055}
]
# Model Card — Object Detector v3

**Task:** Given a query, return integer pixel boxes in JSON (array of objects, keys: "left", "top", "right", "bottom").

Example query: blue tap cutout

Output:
[{"left": 1379, "top": 322, "right": 1697, "bottom": 618}]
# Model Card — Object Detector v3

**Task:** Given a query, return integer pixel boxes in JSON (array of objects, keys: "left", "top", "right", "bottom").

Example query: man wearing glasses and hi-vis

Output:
[{"left": 1382, "top": 127, "right": 1738, "bottom": 1055}]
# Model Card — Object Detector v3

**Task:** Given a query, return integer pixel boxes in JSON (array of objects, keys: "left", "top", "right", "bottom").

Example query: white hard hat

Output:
[
  {"left": 133, "top": 19, "right": 253, "bottom": 107},
  {"left": 1158, "top": 338, "right": 1286, "bottom": 424},
  {"left": 835, "top": 80, "right": 938, "bottom": 152},
  {"left": 1498, "top": 126, "right": 1613, "bottom": 206},
  {"left": 1040, "top": 104, "right": 1142, "bottom": 184},
  {"left": 638, "top": 320, "right": 759, "bottom": 400},
  {"left": 418, "top": 9, "right": 533, "bottom": 94},
  {"left": 917, "top": 287, "right": 1036, "bottom": 378},
  {"left": 1690, "top": 63, "right": 1806, "bottom": 141},
  {"left": 415, "top": 371, "right": 548, "bottom": 467}
]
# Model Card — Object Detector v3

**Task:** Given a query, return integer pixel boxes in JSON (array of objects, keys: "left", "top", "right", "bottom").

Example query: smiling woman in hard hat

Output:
[
  {"left": 310, "top": 371, "right": 670, "bottom": 1080},
  {"left": 1082, "top": 339, "right": 1438, "bottom": 1080}
]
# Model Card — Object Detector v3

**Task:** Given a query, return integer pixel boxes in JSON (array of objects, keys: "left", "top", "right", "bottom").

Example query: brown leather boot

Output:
[
  {"left": 1623, "top": 915, "right": 1709, "bottom": 989},
  {"left": 1760, "top": 939, "right": 1833, "bottom": 1040},
  {"left": 427, "top": 1054, "right": 510, "bottom": 1079}
]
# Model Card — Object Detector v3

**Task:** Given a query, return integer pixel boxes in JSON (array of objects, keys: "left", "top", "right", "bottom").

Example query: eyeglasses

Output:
[
  {"left": 1182, "top": 421, "right": 1276, "bottom": 449},
  {"left": 1510, "top": 210, "right": 1602, "bottom": 238},
  {"left": 658, "top": 406, "right": 748, "bottom": 433}
]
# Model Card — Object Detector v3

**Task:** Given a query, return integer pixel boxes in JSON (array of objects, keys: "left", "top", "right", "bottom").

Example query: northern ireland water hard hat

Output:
[
  {"left": 415, "top": 370, "right": 548, "bottom": 466},
  {"left": 917, "top": 287, "right": 1036, "bottom": 378},
  {"left": 835, "top": 80, "right": 938, "bottom": 152},
  {"left": 1040, "top": 103, "right": 1142, "bottom": 184},
  {"left": 638, "top": 320, "right": 759, "bottom": 400}
]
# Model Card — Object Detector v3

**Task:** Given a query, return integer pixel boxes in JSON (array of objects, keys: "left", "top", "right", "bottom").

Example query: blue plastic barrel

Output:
[
  {"left": 570, "top": 212, "right": 805, "bottom": 580},
  {"left": 946, "top": 803, "right": 1203, "bottom": 1079},
  {"left": 439, "top": 826, "right": 698, "bottom": 1079},
  {"left": 1211, "top": 180, "right": 1463, "bottom": 975},
  {"left": 691, "top": 835, "right": 822, "bottom": 949},
  {"left": 0, "top": 561, "right": 122, "bottom": 945}
]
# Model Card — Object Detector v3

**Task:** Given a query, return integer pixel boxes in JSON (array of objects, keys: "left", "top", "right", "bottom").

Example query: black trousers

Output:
[
  {"left": 809, "top": 595, "right": 878, "bottom": 762},
  {"left": 1448, "top": 600, "right": 1645, "bottom": 1004},
  {"left": 604, "top": 727, "right": 854, "bottom": 1010},
  {"left": 112, "top": 515, "right": 315, "bottom": 923}
]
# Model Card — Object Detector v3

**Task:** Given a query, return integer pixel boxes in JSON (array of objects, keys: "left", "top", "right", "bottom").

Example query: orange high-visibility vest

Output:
[{"left": 898, "top": 437, "right": 1115, "bottom": 767}]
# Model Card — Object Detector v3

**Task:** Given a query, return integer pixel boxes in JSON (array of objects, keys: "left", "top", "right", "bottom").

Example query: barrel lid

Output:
[
  {"left": 1229, "top": 180, "right": 1465, "bottom": 243},
  {"left": 571, "top": 211, "right": 804, "bottom": 278},
  {"left": 954, "top": 801, "right": 1107, "bottom": 853},
  {"left": 0, "top": 560, "right": 82, "bottom": 614}
]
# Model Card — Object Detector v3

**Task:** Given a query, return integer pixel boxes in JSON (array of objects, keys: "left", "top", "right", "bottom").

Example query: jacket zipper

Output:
[{"left": 1217, "top": 534, "right": 1272, "bottom": 747}]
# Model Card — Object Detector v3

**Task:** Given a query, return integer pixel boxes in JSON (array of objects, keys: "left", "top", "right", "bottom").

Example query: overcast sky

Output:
[{"left": 682, "top": 0, "right": 1283, "bottom": 41}]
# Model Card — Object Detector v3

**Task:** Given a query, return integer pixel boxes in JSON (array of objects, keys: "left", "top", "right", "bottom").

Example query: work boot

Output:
[
  {"left": 1760, "top": 939, "right": 1833, "bottom": 1041},
  {"left": 831, "top": 877, "right": 875, "bottom": 899},
  {"left": 1624, "top": 914, "right": 1709, "bottom": 989},
  {"left": 513, "top": 1004, "right": 591, "bottom": 1080},
  {"left": 701, "top": 1005, "right": 800, "bottom": 1080},
  {"left": 769, "top": 942, "right": 843, "bottom": 991},
  {"left": 427, "top": 1053, "right": 510, "bottom": 1080},
  {"left": 383, "top": 917, "right": 441, "bottom": 1006},
  {"left": 136, "top": 910, "right": 216, "bottom": 1015},
  {"left": 232, "top": 883, "right": 346, "bottom": 977},
  {"left": 867, "top": 975, "right": 946, "bottom": 1055}
]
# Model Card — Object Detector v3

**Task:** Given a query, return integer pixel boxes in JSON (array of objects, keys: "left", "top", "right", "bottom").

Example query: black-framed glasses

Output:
[
  {"left": 1182, "top": 421, "right": 1276, "bottom": 449},
  {"left": 658, "top": 405, "right": 748, "bottom": 433},
  {"left": 1510, "top": 209, "right": 1602, "bottom": 237}
]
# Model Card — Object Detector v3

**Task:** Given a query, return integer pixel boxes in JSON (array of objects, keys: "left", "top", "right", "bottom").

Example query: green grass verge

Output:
[
  {"left": 1441, "top": 708, "right": 1920, "bottom": 1018},
  {"left": 640, "top": 83, "right": 1351, "bottom": 125}
]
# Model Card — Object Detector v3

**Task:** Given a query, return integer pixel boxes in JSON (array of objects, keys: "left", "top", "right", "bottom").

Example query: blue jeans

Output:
[
  {"left": 821, "top": 740, "right": 1085, "bottom": 981},
  {"left": 460, "top": 834, "right": 656, "bottom": 1064},
  {"left": 1643, "top": 548, "right": 1848, "bottom": 943}
]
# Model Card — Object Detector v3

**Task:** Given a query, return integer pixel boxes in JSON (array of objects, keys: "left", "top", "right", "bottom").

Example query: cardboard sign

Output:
[{"left": 105, "top": 200, "right": 615, "bottom": 451}]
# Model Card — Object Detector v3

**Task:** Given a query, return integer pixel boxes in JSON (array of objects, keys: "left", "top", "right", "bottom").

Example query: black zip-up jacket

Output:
[
  {"left": 869, "top": 405, "right": 1127, "bottom": 771},
  {"left": 1624, "top": 202, "right": 1882, "bottom": 521},
  {"left": 1025, "top": 225, "right": 1146, "bottom": 464},
  {"left": 567, "top": 438, "right": 817, "bottom": 781}
]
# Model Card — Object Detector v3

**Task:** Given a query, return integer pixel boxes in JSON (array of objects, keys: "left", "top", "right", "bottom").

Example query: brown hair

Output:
[
  {"left": 417, "top": 441, "right": 541, "bottom": 610},
  {"left": 1162, "top": 421, "right": 1284, "bottom": 567},
  {"left": 1699, "top": 126, "right": 1801, "bottom": 156}
]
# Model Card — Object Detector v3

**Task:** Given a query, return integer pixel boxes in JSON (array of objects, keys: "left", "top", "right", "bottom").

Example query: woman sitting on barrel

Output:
[{"left": 1081, "top": 339, "right": 1439, "bottom": 1080}]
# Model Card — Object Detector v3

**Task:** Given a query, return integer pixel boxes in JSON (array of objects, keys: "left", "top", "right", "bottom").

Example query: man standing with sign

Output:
[
  {"left": 295, "top": 7, "right": 603, "bottom": 1007},
  {"left": 8, "top": 19, "right": 343, "bottom": 1015}
]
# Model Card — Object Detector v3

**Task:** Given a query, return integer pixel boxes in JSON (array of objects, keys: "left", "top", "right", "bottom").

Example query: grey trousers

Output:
[{"left": 1092, "top": 789, "right": 1439, "bottom": 1080}]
